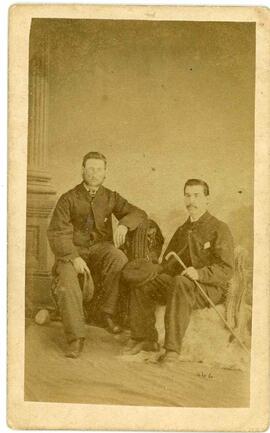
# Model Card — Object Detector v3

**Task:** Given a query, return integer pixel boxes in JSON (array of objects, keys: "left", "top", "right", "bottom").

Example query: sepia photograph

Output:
[{"left": 8, "top": 4, "right": 270, "bottom": 431}]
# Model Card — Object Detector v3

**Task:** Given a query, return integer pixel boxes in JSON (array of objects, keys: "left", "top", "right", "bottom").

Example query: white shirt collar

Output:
[{"left": 83, "top": 183, "right": 99, "bottom": 194}]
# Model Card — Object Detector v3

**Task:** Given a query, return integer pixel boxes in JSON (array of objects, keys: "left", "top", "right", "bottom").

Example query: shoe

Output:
[
  {"left": 129, "top": 340, "right": 160, "bottom": 355},
  {"left": 158, "top": 350, "right": 179, "bottom": 364},
  {"left": 123, "top": 338, "right": 140, "bottom": 352},
  {"left": 65, "top": 338, "right": 85, "bottom": 358},
  {"left": 103, "top": 314, "right": 122, "bottom": 334}
]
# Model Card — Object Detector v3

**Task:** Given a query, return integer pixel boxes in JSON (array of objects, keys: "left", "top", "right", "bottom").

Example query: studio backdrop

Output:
[{"left": 26, "top": 18, "right": 255, "bottom": 309}]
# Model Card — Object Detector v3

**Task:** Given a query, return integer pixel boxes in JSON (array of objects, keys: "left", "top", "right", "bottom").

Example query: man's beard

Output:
[{"left": 83, "top": 174, "right": 105, "bottom": 187}]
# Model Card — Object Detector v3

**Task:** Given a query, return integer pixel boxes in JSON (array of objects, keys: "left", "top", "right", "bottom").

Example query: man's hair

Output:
[
  {"left": 82, "top": 152, "right": 107, "bottom": 168},
  {"left": 184, "top": 179, "right": 210, "bottom": 196}
]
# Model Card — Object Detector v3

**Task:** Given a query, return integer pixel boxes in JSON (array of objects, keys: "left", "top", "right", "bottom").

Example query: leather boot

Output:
[{"left": 65, "top": 338, "right": 85, "bottom": 358}]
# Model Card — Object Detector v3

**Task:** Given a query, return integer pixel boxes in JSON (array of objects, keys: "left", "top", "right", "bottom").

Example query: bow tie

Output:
[{"left": 89, "top": 190, "right": 96, "bottom": 198}]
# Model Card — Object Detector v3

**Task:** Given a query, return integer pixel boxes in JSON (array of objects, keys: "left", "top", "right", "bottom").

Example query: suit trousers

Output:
[
  {"left": 54, "top": 241, "right": 128, "bottom": 342},
  {"left": 129, "top": 273, "right": 224, "bottom": 353}
]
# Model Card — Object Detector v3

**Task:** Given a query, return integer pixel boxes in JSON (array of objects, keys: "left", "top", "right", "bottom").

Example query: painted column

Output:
[{"left": 26, "top": 22, "right": 56, "bottom": 312}]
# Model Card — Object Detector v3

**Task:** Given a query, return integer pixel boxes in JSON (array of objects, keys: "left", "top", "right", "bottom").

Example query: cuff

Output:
[
  {"left": 196, "top": 268, "right": 206, "bottom": 283},
  {"left": 118, "top": 222, "right": 129, "bottom": 230}
]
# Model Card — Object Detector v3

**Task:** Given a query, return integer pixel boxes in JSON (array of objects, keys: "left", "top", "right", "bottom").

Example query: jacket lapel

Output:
[
  {"left": 185, "top": 211, "right": 212, "bottom": 267},
  {"left": 91, "top": 185, "right": 108, "bottom": 230},
  {"left": 195, "top": 210, "right": 212, "bottom": 226}
]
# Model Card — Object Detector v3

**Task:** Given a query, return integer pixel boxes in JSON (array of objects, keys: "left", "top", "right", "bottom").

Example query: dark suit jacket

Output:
[
  {"left": 163, "top": 211, "right": 234, "bottom": 289},
  {"left": 47, "top": 182, "right": 147, "bottom": 261}
]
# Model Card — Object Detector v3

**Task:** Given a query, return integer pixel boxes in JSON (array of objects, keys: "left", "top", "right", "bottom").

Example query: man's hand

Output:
[
  {"left": 72, "top": 257, "right": 90, "bottom": 275},
  {"left": 114, "top": 224, "right": 128, "bottom": 248},
  {"left": 181, "top": 266, "right": 199, "bottom": 281}
]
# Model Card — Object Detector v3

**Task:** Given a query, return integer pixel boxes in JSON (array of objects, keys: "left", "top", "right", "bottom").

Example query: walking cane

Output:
[{"left": 165, "top": 251, "right": 250, "bottom": 354}]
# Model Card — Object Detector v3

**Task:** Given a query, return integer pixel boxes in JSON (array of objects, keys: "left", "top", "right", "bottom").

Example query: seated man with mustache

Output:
[
  {"left": 124, "top": 179, "right": 234, "bottom": 363},
  {"left": 47, "top": 151, "right": 147, "bottom": 358}
]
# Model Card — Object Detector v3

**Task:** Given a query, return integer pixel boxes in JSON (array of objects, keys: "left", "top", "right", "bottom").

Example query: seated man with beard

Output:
[
  {"left": 123, "top": 179, "right": 234, "bottom": 363},
  {"left": 47, "top": 151, "right": 147, "bottom": 358}
]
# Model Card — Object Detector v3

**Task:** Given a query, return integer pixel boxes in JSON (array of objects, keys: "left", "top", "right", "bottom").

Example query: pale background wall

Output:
[{"left": 40, "top": 19, "right": 254, "bottom": 251}]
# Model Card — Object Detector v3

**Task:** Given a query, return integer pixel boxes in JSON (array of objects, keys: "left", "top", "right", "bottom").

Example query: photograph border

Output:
[{"left": 8, "top": 4, "right": 270, "bottom": 430}]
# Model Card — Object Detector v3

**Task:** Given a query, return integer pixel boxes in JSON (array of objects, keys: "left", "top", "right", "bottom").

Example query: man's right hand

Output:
[{"left": 72, "top": 257, "right": 90, "bottom": 275}]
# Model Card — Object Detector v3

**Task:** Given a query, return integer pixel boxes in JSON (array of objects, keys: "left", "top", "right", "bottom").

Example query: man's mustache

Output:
[{"left": 187, "top": 205, "right": 198, "bottom": 209}]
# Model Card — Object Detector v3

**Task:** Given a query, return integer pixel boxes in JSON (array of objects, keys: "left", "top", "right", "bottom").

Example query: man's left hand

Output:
[
  {"left": 181, "top": 266, "right": 199, "bottom": 281},
  {"left": 114, "top": 224, "right": 128, "bottom": 248}
]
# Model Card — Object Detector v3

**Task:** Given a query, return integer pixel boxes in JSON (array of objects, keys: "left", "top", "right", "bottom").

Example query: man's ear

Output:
[{"left": 81, "top": 165, "right": 84, "bottom": 177}]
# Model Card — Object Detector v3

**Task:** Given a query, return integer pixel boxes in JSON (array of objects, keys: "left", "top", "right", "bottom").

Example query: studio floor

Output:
[{"left": 25, "top": 320, "right": 250, "bottom": 407}]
